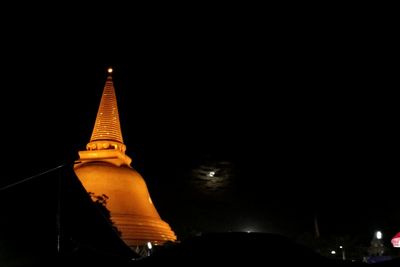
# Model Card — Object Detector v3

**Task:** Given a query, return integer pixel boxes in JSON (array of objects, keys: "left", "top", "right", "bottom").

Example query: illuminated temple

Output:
[{"left": 74, "top": 68, "right": 177, "bottom": 250}]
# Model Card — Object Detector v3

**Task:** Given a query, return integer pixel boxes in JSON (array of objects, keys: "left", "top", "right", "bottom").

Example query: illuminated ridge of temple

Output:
[{"left": 74, "top": 68, "right": 177, "bottom": 249}]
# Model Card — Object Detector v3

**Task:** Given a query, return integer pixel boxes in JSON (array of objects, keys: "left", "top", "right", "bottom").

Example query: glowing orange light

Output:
[{"left": 75, "top": 69, "right": 177, "bottom": 247}]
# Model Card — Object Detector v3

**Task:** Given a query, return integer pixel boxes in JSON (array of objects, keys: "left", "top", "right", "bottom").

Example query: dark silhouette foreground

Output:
[{"left": 138, "top": 232, "right": 368, "bottom": 266}]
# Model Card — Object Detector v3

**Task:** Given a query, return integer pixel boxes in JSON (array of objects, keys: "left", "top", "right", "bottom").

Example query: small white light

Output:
[
  {"left": 147, "top": 242, "right": 152, "bottom": 249},
  {"left": 331, "top": 250, "right": 336, "bottom": 255},
  {"left": 208, "top": 171, "right": 215, "bottom": 177},
  {"left": 108, "top": 67, "right": 113, "bottom": 74},
  {"left": 376, "top": 231, "right": 382, "bottom": 240},
  {"left": 339, "top": 246, "right": 343, "bottom": 249}
]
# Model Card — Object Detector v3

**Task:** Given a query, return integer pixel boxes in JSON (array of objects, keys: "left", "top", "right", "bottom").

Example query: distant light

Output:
[
  {"left": 147, "top": 242, "right": 152, "bottom": 249},
  {"left": 392, "top": 233, "right": 400, "bottom": 247},
  {"left": 243, "top": 226, "right": 258, "bottom": 233},
  {"left": 331, "top": 250, "right": 336, "bottom": 255},
  {"left": 108, "top": 67, "right": 113, "bottom": 74},
  {"left": 376, "top": 231, "right": 383, "bottom": 240},
  {"left": 208, "top": 171, "right": 215, "bottom": 177},
  {"left": 339, "top": 246, "right": 343, "bottom": 249}
]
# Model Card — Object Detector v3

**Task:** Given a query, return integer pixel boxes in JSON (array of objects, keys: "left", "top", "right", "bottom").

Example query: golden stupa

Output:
[{"left": 74, "top": 68, "right": 177, "bottom": 248}]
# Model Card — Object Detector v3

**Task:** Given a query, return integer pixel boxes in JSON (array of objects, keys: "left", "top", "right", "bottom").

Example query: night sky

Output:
[{"left": 1, "top": 15, "right": 398, "bottom": 244}]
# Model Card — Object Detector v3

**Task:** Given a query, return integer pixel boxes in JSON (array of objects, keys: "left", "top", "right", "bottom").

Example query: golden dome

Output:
[
  {"left": 74, "top": 162, "right": 176, "bottom": 246},
  {"left": 74, "top": 68, "right": 176, "bottom": 247}
]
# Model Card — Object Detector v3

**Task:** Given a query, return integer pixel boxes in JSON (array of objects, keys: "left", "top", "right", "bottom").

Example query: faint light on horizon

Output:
[{"left": 243, "top": 226, "right": 258, "bottom": 233}]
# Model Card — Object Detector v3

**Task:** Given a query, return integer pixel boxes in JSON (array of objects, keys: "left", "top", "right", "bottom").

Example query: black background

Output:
[{"left": 1, "top": 8, "right": 398, "bottom": 241}]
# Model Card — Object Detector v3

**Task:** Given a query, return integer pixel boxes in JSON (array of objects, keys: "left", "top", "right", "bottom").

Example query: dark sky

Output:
[{"left": 1, "top": 15, "right": 398, "bottom": 243}]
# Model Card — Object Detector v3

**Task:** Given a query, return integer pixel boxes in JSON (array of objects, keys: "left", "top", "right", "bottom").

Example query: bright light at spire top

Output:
[{"left": 108, "top": 67, "right": 113, "bottom": 74}]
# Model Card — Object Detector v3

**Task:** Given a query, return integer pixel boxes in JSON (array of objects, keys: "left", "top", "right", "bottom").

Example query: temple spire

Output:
[
  {"left": 79, "top": 68, "right": 132, "bottom": 166},
  {"left": 89, "top": 67, "right": 124, "bottom": 144}
]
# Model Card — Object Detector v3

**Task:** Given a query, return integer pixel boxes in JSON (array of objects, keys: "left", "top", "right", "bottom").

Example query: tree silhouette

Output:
[{"left": 88, "top": 192, "right": 121, "bottom": 236}]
